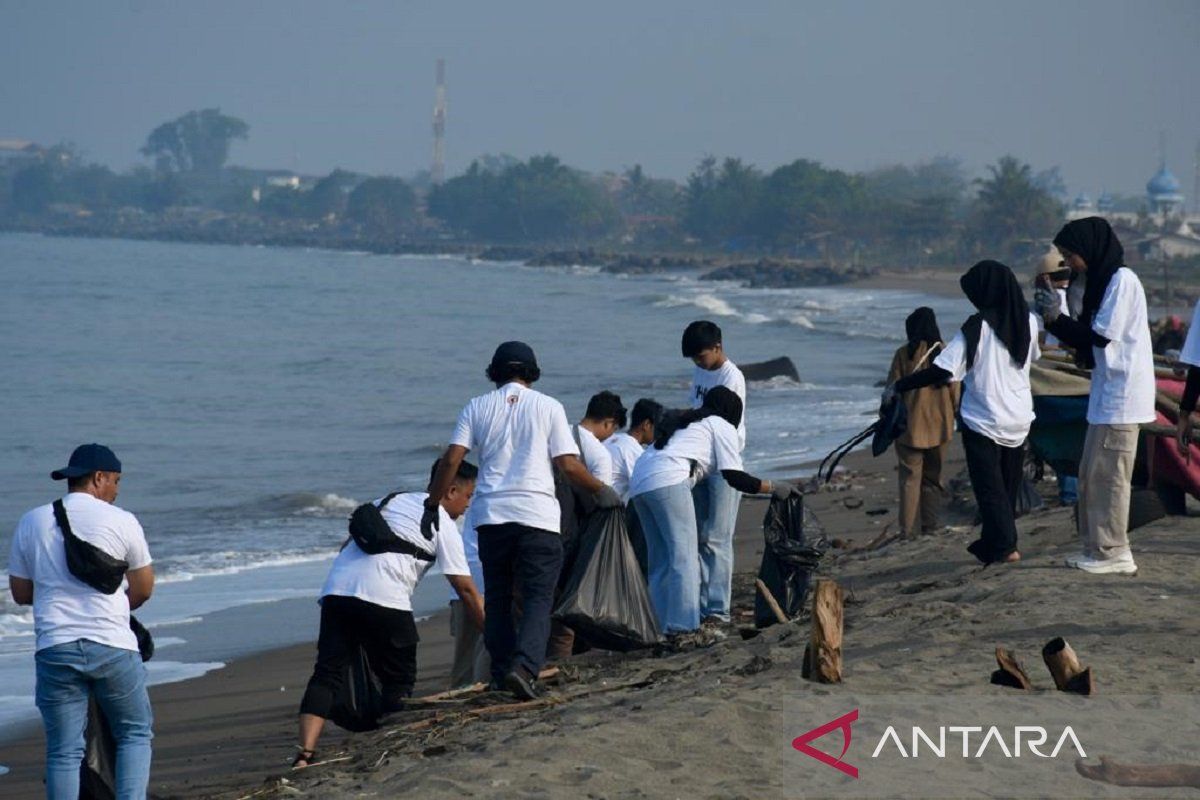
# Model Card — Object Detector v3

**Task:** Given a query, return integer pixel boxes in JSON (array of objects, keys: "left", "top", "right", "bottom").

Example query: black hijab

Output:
[
  {"left": 1052, "top": 216, "right": 1124, "bottom": 328},
  {"left": 904, "top": 307, "right": 942, "bottom": 359},
  {"left": 653, "top": 386, "right": 743, "bottom": 450},
  {"left": 959, "top": 260, "right": 1031, "bottom": 369}
]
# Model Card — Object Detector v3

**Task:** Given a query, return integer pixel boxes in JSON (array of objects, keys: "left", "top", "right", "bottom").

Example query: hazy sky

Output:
[{"left": 4, "top": 1, "right": 1199, "bottom": 198}]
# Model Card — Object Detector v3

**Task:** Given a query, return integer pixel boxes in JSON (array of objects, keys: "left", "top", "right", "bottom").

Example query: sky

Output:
[{"left": 3, "top": 0, "right": 1199, "bottom": 199}]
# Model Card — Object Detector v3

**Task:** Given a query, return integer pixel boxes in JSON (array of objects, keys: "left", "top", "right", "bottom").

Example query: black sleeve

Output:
[
  {"left": 721, "top": 469, "right": 763, "bottom": 494},
  {"left": 1181, "top": 365, "right": 1200, "bottom": 414},
  {"left": 893, "top": 365, "right": 952, "bottom": 393},
  {"left": 1046, "top": 315, "right": 1110, "bottom": 350}
]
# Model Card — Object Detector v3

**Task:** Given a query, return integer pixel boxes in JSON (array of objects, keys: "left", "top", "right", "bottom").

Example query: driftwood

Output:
[
  {"left": 1041, "top": 637, "right": 1093, "bottom": 695},
  {"left": 755, "top": 578, "right": 789, "bottom": 625},
  {"left": 803, "top": 579, "right": 844, "bottom": 683},
  {"left": 990, "top": 647, "right": 1033, "bottom": 690},
  {"left": 1077, "top": 757, "right": 1200, "bottom": 788}
]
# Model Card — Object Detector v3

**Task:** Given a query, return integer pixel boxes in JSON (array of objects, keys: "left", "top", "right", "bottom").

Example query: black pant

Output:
[
  {"left": 961, "top": 427, "right": 1024, "bottom": 564},
  {"left": 478, "top": 522, "right": 563, "bottom": 683},
  {"left": 299, "top": 594, "right": 418, "bottom": 718}
]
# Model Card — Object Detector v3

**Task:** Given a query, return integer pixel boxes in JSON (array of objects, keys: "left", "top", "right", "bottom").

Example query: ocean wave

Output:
[
  {"left": 157, "top": 549, "right": 335, "bottom": 584},
  {"left": 652, "top": 292, "right": 736, "bottom": 317},
  {"left": 146, "top": 660, "right": 225, "bottom": 685},
  {"left": 747, "top": 375, "right": 804, "bottom": 391},
  {"left": 778, "top": 313, "right": 815, "bottom": 329}
]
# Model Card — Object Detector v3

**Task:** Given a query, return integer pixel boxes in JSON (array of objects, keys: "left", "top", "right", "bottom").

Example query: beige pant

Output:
[
  {"left": 1077, "top": 423, "right": 1137, "bottom": 559},
  {"left": 449, "top": 599, "right": 490, "bottom": 689},
  {"left": 895, "top": 440, "right": 949, "bottom": 536}
]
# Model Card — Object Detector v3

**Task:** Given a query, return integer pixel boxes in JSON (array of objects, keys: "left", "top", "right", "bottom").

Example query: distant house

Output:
[
  {"left": 0, "top": 139, "right": 43, "bottom": 167},
  {"left": 1137, "top": 224, "right": 1200, "bottom": 261}
]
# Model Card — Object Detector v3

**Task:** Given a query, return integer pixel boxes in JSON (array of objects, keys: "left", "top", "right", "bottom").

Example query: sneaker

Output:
[
  {"left": 1069, "top": 553, "right": 1137, "bottom": 575},
  {"left": 503, "top": 668, "right": 541, "bottom": 701},
  {"left": 1064, "top": 552, "right": 1088, "bottom": 567}
]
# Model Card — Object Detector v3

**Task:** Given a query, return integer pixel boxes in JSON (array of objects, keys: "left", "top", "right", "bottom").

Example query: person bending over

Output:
[
  {"left": 606, "top": 398, "right": 664, "bottom": 503},
  {"left": 295, "top": 459, "right": 484, "bottom": 768}
]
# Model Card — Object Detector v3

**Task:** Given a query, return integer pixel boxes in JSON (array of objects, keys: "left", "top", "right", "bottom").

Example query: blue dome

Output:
[{"left": 1147, "top": 166, "right": 1182, "bottom": 196}]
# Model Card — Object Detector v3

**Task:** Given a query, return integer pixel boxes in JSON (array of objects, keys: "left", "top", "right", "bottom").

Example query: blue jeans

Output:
[
  {"left": 35, "top": 639, "right": 153, "bottom": 800},
  {"left": 478, "top": 523, "right": 564, "bottom": 682},
  {"left": 692, "top": 473, "right": 740, "bottom": 621},
  {"left": 633, "top": 482, "right": 701, "bottom": 634}
]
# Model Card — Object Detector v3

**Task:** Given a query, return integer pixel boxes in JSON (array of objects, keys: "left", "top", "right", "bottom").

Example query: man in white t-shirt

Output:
[
  {"left": 681, "top": 320, "right": 747, "bottom": 624},
  {"left": 607, "top": 398, "right": 664, "bottom": 502},
  {"left": 8, "top": 444, "right": 155, "bottom": 799},
  {"left": 294, "top": 459, "right": 483, "bottom": 768},
  {"left": 425, "top": 341, "right": 620, "bottom": 700}
]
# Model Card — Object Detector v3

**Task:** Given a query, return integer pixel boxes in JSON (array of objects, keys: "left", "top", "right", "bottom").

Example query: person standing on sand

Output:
[
  {"left": 8, "top": 444, "right": 155, "bottom": 800},
  {"left": 1034, "top": 217, "right": 1154, "bottom": 576},
  {"left": 887, "top": 261, "right": 1040, "bottom": 565},
  {"left": 681, "top": 321, "right": 747, "bottom": 628},
  {"left": 607, "top": 398, "right": 664, "bottom": 575},
  {"left": 424, "top": 342, "right": 621, "bottom": 700},
  {"left": 628, "top": 387, "right": 795, "bottom": 637},
  {"left": 886, "top": 307, "right": 960, "bottom": 538},
  {"left": 1176, "top": 298, "right": 1200, "bottom": 456},
  {"left": 294, "top": 459, "right": 484, "bottom": 768}
]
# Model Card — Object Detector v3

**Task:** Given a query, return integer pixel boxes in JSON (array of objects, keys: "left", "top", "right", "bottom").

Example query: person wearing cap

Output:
[
  {"left": 425, "top": 342, "right": 621, "bottom": 700},
  {"left": 8, "top": 444, "right": 155, "bottom": 799},
  {"left": 1034, "top": 248, "right": 1072, "bottom": 349}
]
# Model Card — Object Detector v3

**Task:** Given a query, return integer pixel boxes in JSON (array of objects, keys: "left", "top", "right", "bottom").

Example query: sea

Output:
[{"left": 0, "top": 231, "right": 969, "bottom": 742}]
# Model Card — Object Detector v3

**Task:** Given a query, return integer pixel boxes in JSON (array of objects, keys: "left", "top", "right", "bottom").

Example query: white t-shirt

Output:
[
  {"left": 1035, "top": 288, "right": 1069, "bottom": 347},
  {"left": 459, "top": 505, "right": 485, "bottom": 594},
  {"left": 450, "top": 382, "right": 579, "bottom": 533},
  {"left": 1181, "top": 298, "right": 1200, "bottom": 368},
  {"left": 605, "top": 431, "right": 644, "bottom": 502},
  {"left": 690, "top": 360, "right": 747, "bottom": 451},
  {"left": 1089, "top": 268, "right": 1156, "bottom": 425},
  {"left": 628, "top": 416, "right": 744, "bottom": 498},
  {"left": 8, "top": 493, "right": 152, "bottom": 653},
  {"left": 320, "top": 492, "right": 470, "bottom": 612},
  {"left": 575, "top": 425, "right": 613, "bottom": 485},
  {"left": 935, "top": 313, "right": 1041, "bottom": 448}
]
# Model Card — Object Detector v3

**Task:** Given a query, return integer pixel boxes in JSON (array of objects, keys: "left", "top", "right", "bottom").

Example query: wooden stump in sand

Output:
[
  {"left": 1077, "top": 757, "right": 1200, "bottom": 789},
  {"left": 1041, "top": 637, "right": 1093, "bottom": 695},
  {"left": 990, "top": 647, "right": 1033, "bottom": 690},
  {"left": 802, "top": 579, "right": 844, "bottom": 683}
]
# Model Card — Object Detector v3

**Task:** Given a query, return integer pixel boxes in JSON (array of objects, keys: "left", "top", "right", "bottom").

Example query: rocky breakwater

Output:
[{"left": 700, "top": 258, "right": 876, "bottom": 288}]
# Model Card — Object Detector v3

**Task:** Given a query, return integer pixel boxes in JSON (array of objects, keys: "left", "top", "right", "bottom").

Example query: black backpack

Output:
[{"left": 347, "top": 493, "right": 435, "bottom": 562}]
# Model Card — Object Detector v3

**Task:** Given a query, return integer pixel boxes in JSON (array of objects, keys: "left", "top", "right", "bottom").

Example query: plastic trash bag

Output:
[
  {"left": 553, "top": 508, "right": 662, "bottom": 651},
  {"left": 329, "top": 645, "right": 384, "bottom": 732},
  {"left": 755, "top": 493, "right": 826, "bottom": 628},
  {"left": 1014, "top": 477, "right": 1044, "bottom": 518}
]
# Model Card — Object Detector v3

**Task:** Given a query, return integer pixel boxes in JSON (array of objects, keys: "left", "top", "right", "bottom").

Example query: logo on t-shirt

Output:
[{"left": 507, "top": 394, "right": 519, "bottom": 405}]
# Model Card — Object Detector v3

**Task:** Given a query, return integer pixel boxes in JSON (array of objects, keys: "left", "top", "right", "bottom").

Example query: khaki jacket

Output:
[{"left": 887, "top": 342, "right": 959, "bottom": 449}]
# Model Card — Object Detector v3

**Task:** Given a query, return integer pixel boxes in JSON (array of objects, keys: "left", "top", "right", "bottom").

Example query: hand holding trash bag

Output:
[
  {"left": 593, "top": 484, "right": 622, "bottom": 509},
  {"left": 771, "top": 480, "right": 801, "bottom": 501}
]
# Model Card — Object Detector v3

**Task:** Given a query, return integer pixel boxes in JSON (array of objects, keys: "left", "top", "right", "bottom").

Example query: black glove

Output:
[
  {"left": 1033, "top": 285, "right": 1062, "bottom": 323},
  {"left": 593, "top": 485, "right": 622, "bottom": 509},
  {"left": 771, "top": 480, "right": 800, "bottom": 501},
  {"left": 420, "top": 500, "right": 440, "bottom": 540},
  {"left": 880, "top": 383, "right": 898, "bottom": 410}
]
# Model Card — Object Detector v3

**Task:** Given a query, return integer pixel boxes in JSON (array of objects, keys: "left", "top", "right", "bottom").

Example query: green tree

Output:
[
  {"left": 305, "top": 169, "right": 357, "bottom": 219},
  {"left": 969, "top": 156, "right": 1063, "bottom": 252},
  {"left": 347, "top": 177, "right": 416, "bottom": 232},
  {"left": 141, "top": 109, "right": 249, "bottom": 174},
  {"left": 758, "top": 159, "right": 864, "bottom": 246},
  {"left": 11, "top": 163, "right": 57, "bottom": 213},
  {"left": 682, "top": 157, "right": 764, "bottom": 245},
  {"left": 618, "top": 164, "right": 680, "bottom": 218}
]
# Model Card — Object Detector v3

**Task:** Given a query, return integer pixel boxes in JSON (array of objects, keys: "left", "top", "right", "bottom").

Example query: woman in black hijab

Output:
[
  {"left": 888, "top": 260, "right": 1038, "bottom": 564},
  {"left": 887, "top": 308, "right": 959, "bottom": 537}
]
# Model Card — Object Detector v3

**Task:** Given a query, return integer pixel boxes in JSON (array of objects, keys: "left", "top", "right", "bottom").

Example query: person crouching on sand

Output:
[
  {"left": 886, "top": 307, "right": 959, "bottom": 538},
  {"left": 886, "top": 260, "right": 1040, "bottom": 565},
  {"left": 627, "top": 387, "right": 796, "bottom": 638},
  {"left": 294, "top": 459, "right": 484, "bottom": 769}
]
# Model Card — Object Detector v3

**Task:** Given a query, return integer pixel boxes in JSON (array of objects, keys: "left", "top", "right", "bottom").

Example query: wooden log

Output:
[
  {"left": 1041, "top": 637, "right": 1094, "bottom": 695},
  {"left": 990, "top": 647, "right": 1033, "bottom": 690},
  {"left": 805, "top": 579, "right": 844, "bottom": 683},
  {"left": 1077, "top": 757, "right": 1200, "bottom": 789},
  {"left": 755, "top": 578, "right": 789, "bottom": 625}
]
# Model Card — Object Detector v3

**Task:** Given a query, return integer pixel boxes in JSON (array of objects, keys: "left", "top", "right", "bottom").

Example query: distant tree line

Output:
[{"left": 0, "top": 107, "right": 1070, "bottom": 263}]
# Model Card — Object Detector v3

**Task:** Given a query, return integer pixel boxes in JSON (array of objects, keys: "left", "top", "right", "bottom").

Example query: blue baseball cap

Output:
[{"left": 51, "top": 444, "right": 122, "bottom": 480}]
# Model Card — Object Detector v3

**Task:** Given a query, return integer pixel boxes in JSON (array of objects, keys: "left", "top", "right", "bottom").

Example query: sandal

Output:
[{"left": 291, "top": 749, "right": 317, "bottom": 769}]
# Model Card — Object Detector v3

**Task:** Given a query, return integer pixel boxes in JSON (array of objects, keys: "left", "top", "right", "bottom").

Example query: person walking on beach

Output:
[
  {"left": 1035, "top": 217, "right": 1155, "bottom": 575},
  {"left": 886, "top": 307, "right": 960, "bottom": 537},
  {"left": 8, "top": 444, "right": 155, "bottom": 800},
  {"left": 294, "top": 459, "right": 484, "bottom": 768},
  {"left": 888, "top": 261, "right": 1040, "bottom": 565},
  {"left": 628, "top": 387, "right": 794, "bottom": 637},
  {"left": 681, "top": 321, "right": 747, "bottom": 627},
  {"left": 424, "top": 342, "right": 620, "bottom": 700},
  {"left": 1175, "top": 296, "right": 1200, "bottom": 457}
]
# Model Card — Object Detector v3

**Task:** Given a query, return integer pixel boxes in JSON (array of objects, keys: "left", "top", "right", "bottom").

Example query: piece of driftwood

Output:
[
  {"left": 1041, "top": 637, "right": 1093, "bottom": 695},
  {"left": 467, "top": 698, "right": 559, "bottom": 717},
  {"left": 804, "top": 579, "right": 844, "bottom": 683},
  {"left": 755, "top": 578, "right": 789, "bottom": 625},
  {"left": 1077, "top": 757, "right": 1200, "bottom": 788},
  {"left": 990, "top": 647, "right": 1033, "bottom": 690}
]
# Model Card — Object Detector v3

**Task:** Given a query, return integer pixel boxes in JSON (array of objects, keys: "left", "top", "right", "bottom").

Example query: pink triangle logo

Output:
[{"left": 792, "top": 709, "right": 859, "bottom": 779}]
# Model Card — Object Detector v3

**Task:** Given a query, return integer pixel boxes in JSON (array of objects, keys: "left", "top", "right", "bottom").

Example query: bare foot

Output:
[{"left": 1001, "top": 551, "right": 1021, "bottom": 563}]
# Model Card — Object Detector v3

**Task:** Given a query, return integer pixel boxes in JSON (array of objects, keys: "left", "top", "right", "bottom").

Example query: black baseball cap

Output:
[
  {"left": 490, "top": 341, "right": 538, "bottom": 370},
  {"left": 51, "top": 444, "right": 122, "bottom": 480}
]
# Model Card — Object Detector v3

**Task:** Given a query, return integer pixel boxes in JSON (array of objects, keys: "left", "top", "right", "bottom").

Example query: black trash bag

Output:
[
  {"left": 81, "top": 616, "right": 152, "bottom": 800},
  {"left": 872, "top": 396, "right": 908, "bottom": 457},
  {"left": 553, "top": 508, "right": 661, "bottom": 651},
  {"left": 1014, "top": 477, "right": 1044, "bottom": 518},
  {"left": 328, "top": 645, "right": 384, "bottom": 732},
  {"left": 755, "top": 492, "right": 826, "bottom": 628}
]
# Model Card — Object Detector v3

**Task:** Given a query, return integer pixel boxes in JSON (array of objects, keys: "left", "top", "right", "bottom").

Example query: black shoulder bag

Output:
[{"left": 347, "top": 493, "right": 436, "bottom": 561}]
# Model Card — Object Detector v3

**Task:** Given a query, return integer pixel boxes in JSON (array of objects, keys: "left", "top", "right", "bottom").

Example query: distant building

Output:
[
  {"left": 1146, "top": 164, "right": 1185, "bottom": 217},
  {"left": 0, "top": 139, "right": 43, "bottom": 167}
]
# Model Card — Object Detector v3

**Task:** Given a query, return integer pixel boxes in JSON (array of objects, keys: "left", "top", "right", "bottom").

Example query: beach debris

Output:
[
  {"left": 801, "top": 579, "right": 844, "bottom": 683},
  {"left": 841, "top": 497, "right": 863, "bottom": 510},
  {"left": 865, "top": 507, "right": 889, "bottom": 516},
  {"left": 1041, "top": 637, "right": 1094, "bottom": 695},
  {"left": 990, "top": 647, "right": 1033, "bottom": 690},
  {"left": 733, "top": 654, "right": 773, "bottom": 676},
  {"left": 754, "top": 578, "right": 790, "bottom": 625},
  {"left": 1076, "top": 757, "right": 1200, "bottom": 789}
]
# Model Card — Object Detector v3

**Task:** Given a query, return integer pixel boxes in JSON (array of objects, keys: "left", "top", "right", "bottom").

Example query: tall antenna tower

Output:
[{"left": 431, "top": 59, "right": 447, "bottom": 185}]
